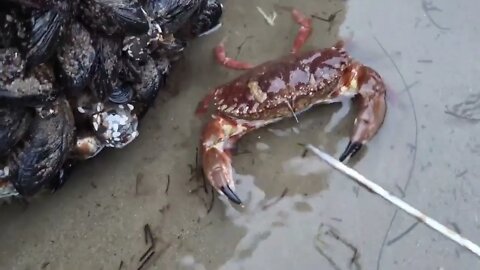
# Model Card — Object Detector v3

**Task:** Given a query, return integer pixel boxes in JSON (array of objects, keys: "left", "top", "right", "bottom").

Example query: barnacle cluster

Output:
[{"left": 0, "top": 0, "right": 223, "bottom": 199}]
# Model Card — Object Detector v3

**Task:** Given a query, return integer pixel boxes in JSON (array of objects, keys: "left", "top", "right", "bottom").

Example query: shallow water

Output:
[{"left": 2, "top": 0, "right": 480, "bottom": 269}]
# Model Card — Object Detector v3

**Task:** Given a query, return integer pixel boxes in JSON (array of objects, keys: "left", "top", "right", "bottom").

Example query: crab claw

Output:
[
  {"left": 200, "top": 115, "right": 248, "bottom": 206},
  {"left": 339, "top": 141, "right": 362, "bottom": 161},
  {"left": 203, "top": 147, "right": 243, "bottom": 205},
  {"left": 220, "top": 186, "right": 242, "bottom": 205},
  {"left": 339, "top": 63, "right": 387, "bottom": 162}
]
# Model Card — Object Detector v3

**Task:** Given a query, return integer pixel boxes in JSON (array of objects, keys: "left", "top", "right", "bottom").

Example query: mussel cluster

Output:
[{"left": 0, "top": 0, "right": 223, "bottom": 199}]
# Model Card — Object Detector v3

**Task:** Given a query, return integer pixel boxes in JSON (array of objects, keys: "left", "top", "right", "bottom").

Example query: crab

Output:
[{"left": 195, "top": 9, "right": 388, "bottom": 205}]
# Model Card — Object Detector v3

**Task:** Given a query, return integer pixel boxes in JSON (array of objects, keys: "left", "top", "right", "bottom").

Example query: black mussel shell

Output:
[
  {"left": 9, "top": 98, "right": 75, "bottom": 196},
  {"left": 122, "top": 35, "right": 150, "bottom": 64},
  {"left": 0, "top": 9, "right": 22, "bottom": 48},
  {"left": 79, "top": 0, "right": 149, "bottom": 36},
  {"left": 156, "top": 57, "right": 170, "bottom": 88},
  {"left": 6, "top": 0, "right": 57, "bottom": 10},
  {"left": 0, "top": 53, "right": 57, "bottom": 106},
  {"left": 24, "top": 8, "right": 68, "bottom": 68},
  {"left": 133, "top": 56, "right": 161, "bottom": 104},
  {"left": 56, "top": 22, "right": 96, "bottom": 93},
  {"left": 189, "top": 0, "right": 222, "bottom": 37},
  {"left": 69, "top": 88, "right": 103, "bottom": 127},
  {"left": 0, "top": 106, "right": 32, "bottom": 155},
  {"left": 119, "top": 57, "right": 142, "bottom": 83},
  {"left": 0, "top": 63, "right": 58, "bottom": 107},
  {"left": 133, "top": 56, "right": 169, "bottom": 118},
  {"left": 47, "top": 159, "right": 75, "bottom": 192},
  {"left": 0, "top": 78, "right": 57, "bottom": 106},
  {"left": 89, "top": 36, "right": 121, "bottom": 101},
  {"left": 0, "top": 47, "right": 25, "bottom": 84},
  {"left": 144, "top": 0, "right": 204, "bottom": 34},
  {"left": 109, "top": 83, "right": 134, "bottom": 104},
  {"left": 30, "top": 62, "right": 55, "bottom": 84},
  {"left": 150, "top": 35, "right": 186, "bottom": 61}
]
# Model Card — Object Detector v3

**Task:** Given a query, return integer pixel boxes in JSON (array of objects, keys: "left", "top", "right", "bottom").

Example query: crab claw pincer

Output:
[
  {"left": 200, "top": 115, "right": 247, "bottom": 205},
  {"left": 203, "top": 147, "right": 242, "bottom": 205},
  {"left": 339, "top": 141, "right": 362, "bottom": 162},
  {"left": 338, "top": 64, "right": 387, "bottom": 162}
]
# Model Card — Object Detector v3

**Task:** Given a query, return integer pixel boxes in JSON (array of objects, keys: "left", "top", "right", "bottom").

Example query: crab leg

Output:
[
  {"left": 213, "top": 8, "right": 312, "bottom": 69},
  {"left": 214, "top": 39, "right": 254, "bottom": 70},
  {"left": 338, "top": 62, "right": 387, "bottom": 161},
  {"left": 200, "top": 115, "right": 253, "bottom": 205},
  {"left": 290, "top": 9, "right": 313, "bottom": 54}
]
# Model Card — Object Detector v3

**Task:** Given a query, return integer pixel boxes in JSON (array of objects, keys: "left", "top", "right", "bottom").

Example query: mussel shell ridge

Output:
[
  {"left": 0, "top": 106, "right": 32, "bottom": 155},
  {"left": 9, "top": 98, "right": 75, "bottom": 196},
  {"left": 109, "top": 84, "right": 134, "bottom": 104}
]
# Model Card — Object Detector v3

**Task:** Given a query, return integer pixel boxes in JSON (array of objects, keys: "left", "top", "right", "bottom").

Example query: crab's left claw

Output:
[
  {"left": 200, "top": 116, "right": 248, "bottom": 206},
  {"left": 220, "top": 186, "right": 242, "bottom": 205},
  {"left": 203, "top": 147, "right": 243, "bottom": 206},
  {"left": 339, "top": 63, "right": 387, "bottom": 162}
]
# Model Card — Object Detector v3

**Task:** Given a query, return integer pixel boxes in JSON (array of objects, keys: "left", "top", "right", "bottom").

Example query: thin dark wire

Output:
[
  {"left": 372, "top": 36, "right": 419, "bottom": 270},
  {"left": 386, "top": 221, "right": 420, "bottom": 246}
]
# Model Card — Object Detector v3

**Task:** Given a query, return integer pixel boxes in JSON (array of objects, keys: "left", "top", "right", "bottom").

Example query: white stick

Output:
[
  {"left": 305, "top": 144, "right": 480, "bottom": 258},
  {"left": 256, "top": 7, "right": 277, "bottom": 26}
]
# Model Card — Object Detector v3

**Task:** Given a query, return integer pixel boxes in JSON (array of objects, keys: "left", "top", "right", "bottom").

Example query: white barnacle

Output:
[
  {"left": 119, "top": 116, "right": 128, "bottom": 126},
  {"left": 220, "top": 105, "right": 228, "bottom": 110},
  {"left": 248, "top": 81, "right": 267, "bottom": 103},
  {"left": 112, "top": 123, "right": 119, "bottom": 132}
]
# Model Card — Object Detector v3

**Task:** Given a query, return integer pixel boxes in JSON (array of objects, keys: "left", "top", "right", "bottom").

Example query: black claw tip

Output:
[
  {"left": 339, "top": 141, "right": 363, "bottom": 162},
  {"left": 220, "top": 186, "right": 243, "bottom": 205}
]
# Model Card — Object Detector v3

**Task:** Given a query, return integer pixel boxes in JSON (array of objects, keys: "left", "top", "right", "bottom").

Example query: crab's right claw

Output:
[
  {"left": 339, "top": 141, "right": 362, "bottom": 162},
  {"left": 340, "top": 63, "right": 387, "bottom": 162}
]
